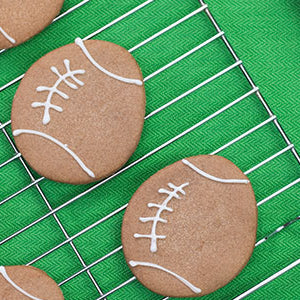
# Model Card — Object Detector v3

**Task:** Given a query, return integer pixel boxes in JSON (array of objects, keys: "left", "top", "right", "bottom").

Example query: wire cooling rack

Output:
[{"left": 0, "top": 0, "right": 300, "bottom": 299}]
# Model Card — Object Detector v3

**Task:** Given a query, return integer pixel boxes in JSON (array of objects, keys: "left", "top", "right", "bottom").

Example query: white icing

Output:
[
  {"left": 0, "top": 266, "right": 42, "bottom": 300},
  {"left": 13, "top": 129, "right": 95, "bottom": 178},
  {"left": 0, "top": 26, "right": 16, "bottom": 44},
  {"left": 129, "top": 261, "right": 201, "bottom": 294},
  {"left": 182, "top": 159, "right": 249, "bottom": 184},
  {"left": 32, "top": 59, "right": 85, "bottom": 125},
  {"left": 75, "top": 37, "right": 143, "bottom": 86},
  {"left": 148, "top": 203, "right": 173, "bottom": 212},
  {"left": 134, "top": 182, "right": 189, "bottom": 252}
]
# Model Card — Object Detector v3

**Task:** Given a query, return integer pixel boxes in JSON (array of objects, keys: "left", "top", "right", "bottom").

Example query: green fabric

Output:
[{"left": 0, "top": 0, "right": 299, "bottom": 299}]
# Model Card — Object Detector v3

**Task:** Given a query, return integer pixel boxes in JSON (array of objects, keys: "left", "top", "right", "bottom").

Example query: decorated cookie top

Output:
[
  {"left": 122, "top": 155, "right": 257, "bottom": 297},
  {"left": 0, "top": 0, "right": 65, "bottom": 49},
  {"left": 0, "top": 265, "right": 64, "bottom": 299},
  {"left": 11, "top": 38, "right": 145, "bottom": 184}
]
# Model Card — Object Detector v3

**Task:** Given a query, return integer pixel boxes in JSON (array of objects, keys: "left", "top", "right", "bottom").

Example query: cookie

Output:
[
  {"left": 0, "top": 265, "right": 64, "bottom": 299},
  {"left": 122, "top": 155, "right": 257, "bottom": 297},
  {"left": 0, "top": 0, "right": 65, "bottom": 49},
  {"left": 11, "top": 38, "right": 145, "bottom": 184}
]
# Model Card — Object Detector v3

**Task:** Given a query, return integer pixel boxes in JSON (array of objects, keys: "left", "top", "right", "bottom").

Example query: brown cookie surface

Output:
[
  {"left": 11, "top": 38, "right": 145, "bottom": 184},
  {"left": 122, "top": 155, "right": 257, "bottom": 297},
  {"left": 0, "top": 0, "right": 64, "bottom": 49},
  {"left": 0, "top": 265, "right": 64, "bottom": 299}
]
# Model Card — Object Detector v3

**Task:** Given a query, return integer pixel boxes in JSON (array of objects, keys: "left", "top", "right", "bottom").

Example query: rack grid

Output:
[{"left": 0, "top": 0, "right": 299, "bottom": 299}]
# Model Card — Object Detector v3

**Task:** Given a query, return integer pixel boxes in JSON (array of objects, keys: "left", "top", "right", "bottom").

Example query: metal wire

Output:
[
  {"left": 233, "top": 258, "right": 300, "bottom": 300},
  {"left": 198, "top": 0, "right": 300, "bottom": 165},
  {"left": 0, "top": 0, "right": 299, "bottom": 299}
]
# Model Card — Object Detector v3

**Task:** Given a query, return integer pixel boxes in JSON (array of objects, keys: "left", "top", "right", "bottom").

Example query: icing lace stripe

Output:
[
  {"left": 13, "top": 129, "right": 95, "bottom": 178},
  {"left": 134, "top": 182, "right": 189, "bottom": 252},
  {"left": 182, "top": 159, "right": 249, "bottom": 184},
  {"left": 0, "top": 26, "right": 16, "bottom": 44},
  {"left": 75, "top": 37, "right": 143, "bottom": 86},
  {"left": 0, "top": 266, "right": 42, "bottom": 300},
  {"left": 129, "top": 261, "right": 201, "bottom": 294}
]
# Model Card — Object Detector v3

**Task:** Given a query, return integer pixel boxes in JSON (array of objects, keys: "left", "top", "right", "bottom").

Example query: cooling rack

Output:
[{"left": 0, "top": 0, "right": 299, "bottom": 299}]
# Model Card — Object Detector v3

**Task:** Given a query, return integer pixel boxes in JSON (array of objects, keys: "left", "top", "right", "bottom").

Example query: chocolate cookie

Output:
[
  {"left": 122, "top": 155, "right": 257, "bottom": 297},
  {"left": 0, "top": 0, "right": 65, "bottom": 49},
  {"left": 11, "top": 38, "right": 145, "bottom": 184},
  {"left": 0, "top": 265, "right": 64, "bottom": 299}
]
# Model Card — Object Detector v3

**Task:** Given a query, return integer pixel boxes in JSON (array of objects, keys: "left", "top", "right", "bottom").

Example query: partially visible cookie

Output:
[
  {"left": 0, "top": 265, "right": 64, "bottom": 299},
  {"left": 0, "top": 0, "right": 65, "bottom": 49},
  {"left": 11, "top": 38, "right": 145, "bottom": 184},
  {"left": 122, "top": 155, "right": 257, "bottom": 297}
]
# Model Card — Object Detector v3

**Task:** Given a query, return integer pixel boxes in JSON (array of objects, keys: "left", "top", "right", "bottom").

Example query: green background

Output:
[{"left": 0, "top": 0, "right": 299, "bottom": 299}]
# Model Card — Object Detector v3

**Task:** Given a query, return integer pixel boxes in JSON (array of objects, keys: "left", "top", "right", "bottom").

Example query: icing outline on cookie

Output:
[
  {"left": 13, "top": 129, "right": 95, "bottom": 178},
  {"left": 75, "top": 37, "right": 143, "bottom": 86},
  {"left": 0, "top": 266, "right": 42, "bottom": 300},
  {"left": 129, "top": 261, "right": 201, "bottom": 294},
  {"left": 182, "top": 159, "right": 249, "bottom": 184},
  {"left": 32, "top": 59, "right": 85, "bottom": 125},
  {"left": 0, "top": 26, "right": 16, "bottom": 44},
  {"left": 134, "top": 182, "right": 189, "bottom": 252}
]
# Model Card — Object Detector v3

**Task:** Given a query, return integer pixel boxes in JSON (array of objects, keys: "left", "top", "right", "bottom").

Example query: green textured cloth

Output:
[{"left": 0, "top": 0, "right": 299, "bottom": 299}]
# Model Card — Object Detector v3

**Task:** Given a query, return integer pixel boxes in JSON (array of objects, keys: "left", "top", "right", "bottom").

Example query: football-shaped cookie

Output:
[
  {"left": 11, "top": 38, "right": 145, "bottom": 184},
  {"left": 0, "top": 0, "right": 64, "bottom": 49},
  {"left": 0, "top": 265, "right": 64, "bottom": 299},
  {"left": 122, "top": 155, "right": 257, "bottom": 297}
]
